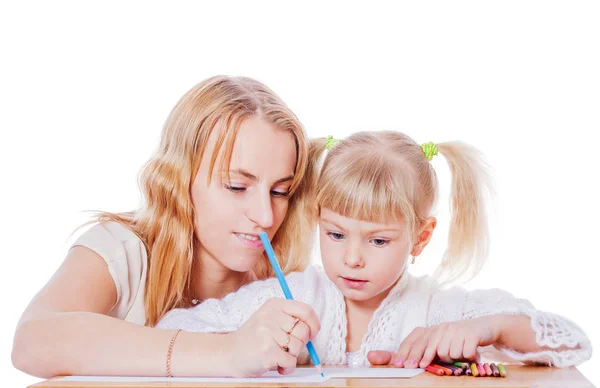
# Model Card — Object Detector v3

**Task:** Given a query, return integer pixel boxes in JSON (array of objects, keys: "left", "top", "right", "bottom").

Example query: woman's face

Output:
[{"left": 191, "top": 115, "right": 298, "bottom": 273}]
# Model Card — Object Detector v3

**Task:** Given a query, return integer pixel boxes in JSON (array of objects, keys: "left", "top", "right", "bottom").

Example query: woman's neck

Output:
[{"left": 190, "top": 253, "right": 254, "bottom": 302}]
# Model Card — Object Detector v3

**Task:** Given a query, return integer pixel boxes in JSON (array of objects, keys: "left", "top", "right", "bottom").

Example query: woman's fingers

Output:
[
  {"left": 274, "top": 342, "right": 298, "bottom": 375},
  {"left": 280, "top": 300, "right": 321, "bottom": 339},
  {"left": 273, "top": 329, "right": 304, "bottom": 357},
  {"left": 278, "top": 315, "right": 310, "bottom": 344}
]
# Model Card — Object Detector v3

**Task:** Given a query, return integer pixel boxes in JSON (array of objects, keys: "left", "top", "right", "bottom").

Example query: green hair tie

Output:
[
  {"left": 421, "top": 142, "right": 438, "bottom": 161},
  {"left": 325, "top": 135, "right": 339, "bottom": 150}
]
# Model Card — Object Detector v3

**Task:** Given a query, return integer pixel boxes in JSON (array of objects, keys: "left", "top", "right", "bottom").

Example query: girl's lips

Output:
[{"left": 341, "top": 276, "right": 368, "bottom": 289}]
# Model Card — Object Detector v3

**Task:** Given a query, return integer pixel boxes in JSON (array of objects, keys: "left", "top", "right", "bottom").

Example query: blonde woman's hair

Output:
[
  {"left": 309, "top": 131, "right": 493, "bottom": 283},
  {"left": 93, "top": 76, "right": 313, "bottom": 326}
]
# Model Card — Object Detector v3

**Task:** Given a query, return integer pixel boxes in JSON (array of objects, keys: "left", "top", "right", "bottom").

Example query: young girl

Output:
[{"left": 156, "top": 131, "right": 591, "bottom": 373}]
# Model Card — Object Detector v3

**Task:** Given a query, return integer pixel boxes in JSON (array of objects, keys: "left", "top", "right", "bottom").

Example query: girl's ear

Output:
[{"left": 411, "top": 217, "right": 437, "bottom": 257}]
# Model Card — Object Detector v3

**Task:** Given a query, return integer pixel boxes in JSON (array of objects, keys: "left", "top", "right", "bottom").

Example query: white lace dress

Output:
[{"left": 156, "top": 266, "right": 591, "bottom": 367}]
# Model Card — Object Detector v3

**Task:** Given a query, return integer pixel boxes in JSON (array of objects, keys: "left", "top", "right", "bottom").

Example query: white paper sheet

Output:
[{"left": 57, "top": 367, "right": 423, "bottom": 383}]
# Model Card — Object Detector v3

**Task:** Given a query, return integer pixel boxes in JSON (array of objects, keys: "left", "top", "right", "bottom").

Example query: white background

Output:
[{"left": 1, "top": 1, "right": 598, "bottom": 386}]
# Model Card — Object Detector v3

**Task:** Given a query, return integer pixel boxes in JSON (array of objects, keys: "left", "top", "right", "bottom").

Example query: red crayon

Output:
[
  {"left": 484, "top": 363, "right": 493, "bottom": 376},
  {"left": 425, "top": 365, "right": 445, "bottom": 376}
]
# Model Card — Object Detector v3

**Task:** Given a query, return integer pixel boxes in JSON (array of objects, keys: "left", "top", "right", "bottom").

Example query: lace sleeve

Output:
[
  {"left": 155, "top": 267, "right": 322, "bottom": 333},
  {"left": 463, "top": 288, "right": 592, "bottom": 367}
]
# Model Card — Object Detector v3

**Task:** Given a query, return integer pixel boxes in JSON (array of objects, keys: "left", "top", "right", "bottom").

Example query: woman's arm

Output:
[{"left": 12, "top": 246, "right": 230, "bottom": 378}]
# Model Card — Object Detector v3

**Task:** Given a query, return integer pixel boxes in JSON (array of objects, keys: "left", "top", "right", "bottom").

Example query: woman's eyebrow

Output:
[{"left": 228, "top": 169, "right": 293, "bottom": 184}]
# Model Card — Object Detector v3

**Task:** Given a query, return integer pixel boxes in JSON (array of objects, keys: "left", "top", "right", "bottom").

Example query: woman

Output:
[{"left": 12, "top": 76, "right": 321, "bottom": 378}]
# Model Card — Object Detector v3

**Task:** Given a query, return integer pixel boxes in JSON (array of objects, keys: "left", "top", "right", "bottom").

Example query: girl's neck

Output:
[{"left": 345, "top": 297, "right": 379, "bottom": 353}]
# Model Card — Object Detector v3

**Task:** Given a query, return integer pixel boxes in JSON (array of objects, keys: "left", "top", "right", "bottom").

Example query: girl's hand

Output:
[
  {"left": 394, "top": 315, "right": 503, "bottom": 368},
  {"left": 225, "top": 298, "right": 320, "bottom": 377},
  {"left": 368, "top": 315, "right": 507, "bottom": 368}
]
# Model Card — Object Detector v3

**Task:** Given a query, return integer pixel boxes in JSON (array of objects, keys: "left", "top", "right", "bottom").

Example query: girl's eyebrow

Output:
[
  {"left": 363, "top": 227, "right": 402, "bottom": 234},
  {"left": 320, "top": 218, "right": 347, "bottom": 231},
  {"left": 227, "top": 169, "right": 294, "bottom": 184}
]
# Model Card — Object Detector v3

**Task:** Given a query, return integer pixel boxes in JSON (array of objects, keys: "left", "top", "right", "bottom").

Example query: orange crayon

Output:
[
  {"left": 430, "top": 363, "right": 453, "bottom": 376},
  {"left": 425, "top": 365, "right": 446, "bottom": 376}
]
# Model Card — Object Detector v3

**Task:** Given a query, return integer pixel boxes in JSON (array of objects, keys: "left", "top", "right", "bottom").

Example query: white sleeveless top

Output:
[{"left": 73, "top": 222, "right": 148, "bottom": 325}]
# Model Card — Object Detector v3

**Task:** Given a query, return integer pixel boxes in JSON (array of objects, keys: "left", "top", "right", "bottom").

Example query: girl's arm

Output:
[
  {"left": 12, "top": 247, "right": 231, "bottom": 378},
  {"left": 459, "top": 288, "right": 592, "bottom": 367}
]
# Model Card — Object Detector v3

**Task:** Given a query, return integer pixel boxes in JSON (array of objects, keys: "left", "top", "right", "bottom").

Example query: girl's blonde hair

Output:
[
  {"left": 94, "top": 76, "right": 314, "bottom": 326},
  {"left": 309, "top": 131, "right": 493, "bottom": 283}
]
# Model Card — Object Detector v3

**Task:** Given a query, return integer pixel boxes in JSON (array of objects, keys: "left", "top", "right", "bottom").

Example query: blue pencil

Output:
[{"left": 259, "top": 232, "right": 324, "bottom": 378}]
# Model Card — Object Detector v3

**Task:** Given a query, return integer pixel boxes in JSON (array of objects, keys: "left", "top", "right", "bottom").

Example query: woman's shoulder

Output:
[
  {"left": 77, "top": 221, "right": 143, "bottom": 245},
  {"left": 73, "top": 221, "right": 145, "bottom": 260},
  {"left": 72, "top": 220, "right": 148, "bottom": 323}
]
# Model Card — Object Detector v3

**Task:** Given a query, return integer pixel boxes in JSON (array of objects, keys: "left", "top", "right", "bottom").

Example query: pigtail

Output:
[{"left": 434, "top": 141, "right": 494, "bottom": 283}]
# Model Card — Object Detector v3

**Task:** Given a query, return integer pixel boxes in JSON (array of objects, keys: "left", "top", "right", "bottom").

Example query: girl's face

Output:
[
  {"left": 191, "top": 116, "right": 297, "bottom": 273},
  {"left": 319, "top": 208, "right": 413, "bottom": 308}
]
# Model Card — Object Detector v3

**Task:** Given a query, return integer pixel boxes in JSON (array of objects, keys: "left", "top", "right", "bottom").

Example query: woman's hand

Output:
[
  {"left": 224, "top": 298, "right": 320, "bottom": 377},
  {"left": 368, "top": 315, "right": 506, "bottom": 368}
]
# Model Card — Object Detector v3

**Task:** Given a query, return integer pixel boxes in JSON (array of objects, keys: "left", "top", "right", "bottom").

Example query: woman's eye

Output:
[
  {"left": 224, "top": 184, "right": 246, "bottom": 193},
  {"left": 327, "top": 232, "right": 345, "bottom": 241},
  {"left": 371, "top": 238, "right": 389, "bottom": 247},
  {"left": 271, "top": 190, "right": 289, "bottom": 197}
]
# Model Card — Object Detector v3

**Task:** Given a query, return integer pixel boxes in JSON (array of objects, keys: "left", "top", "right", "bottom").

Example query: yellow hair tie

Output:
[
  {"left": 421, "top": 142, "right": 438, "bottom": 161},
  {"left": 325, "top": 135, "right": 339, "bottom": 150}
]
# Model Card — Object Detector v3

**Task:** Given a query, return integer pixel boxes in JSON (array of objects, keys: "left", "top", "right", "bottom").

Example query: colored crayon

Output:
[
  {"left": 484, "top": 363, "right": 493, "bottom": 376},
  {"left": 453, "top": 361, "right": 469, "bottom": 370},
  {"left": 425, "top": 365, "right": 445, "bottom": 376},
  {"left": 470, "top": 363, "right": 480, "bottom": 377},
  {"left": 430, "top": 363, "right": 454, "bottom": 376},
  {"left": 497, "top": 363, "right": 507, "bottom": 377},
  {"left": 490, "top": 363, "right": 500, "bottom": 377},
  {"left": 476, "top": 363, "right": 486, "bottom": 376},
  {"left": 436, "top": 362, "right": 463, "bottom": 375}
]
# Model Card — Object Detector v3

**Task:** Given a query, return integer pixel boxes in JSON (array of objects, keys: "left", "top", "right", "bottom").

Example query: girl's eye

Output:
[
  {"left": 224, "top": 184, "right": 246, "bottom": 193},
  {"left": 327, "top": 232, "right": 345, "bottom": 241},
  {"left": 371, "top": 238, "right": 389, "bottom": 247}
]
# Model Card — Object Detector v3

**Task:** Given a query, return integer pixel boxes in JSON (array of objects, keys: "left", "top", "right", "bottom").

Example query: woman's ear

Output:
[{"left": 410, "top": 217, "right": 437, "bottom": 257}]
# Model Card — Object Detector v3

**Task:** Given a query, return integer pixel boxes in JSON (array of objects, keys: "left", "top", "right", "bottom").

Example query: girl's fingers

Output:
[
  {"left": 463, "top": 334, "right": 479, "bottom": 360},
  {"left": 367, "top": 350, "right": 394, "bottom": 365},
  {"left": 405, "top": 331, "right": 431, "bottom": 368},
  {"left": 395, "top": 327, "right": 426, "bottom": 367},
  {"left": 436, "top": 329, "right": 454, "bottom": 364},
  {"left": 449, "top": 335, "right": 466, "bottom": 361},
  {"left": 420, "top": 326, "right": 445, "bottom": 368}
]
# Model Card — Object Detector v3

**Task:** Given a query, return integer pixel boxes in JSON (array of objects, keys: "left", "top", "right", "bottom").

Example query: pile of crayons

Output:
[{"left": 425, "top": 362, "right": 507, "bottom": 377}]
